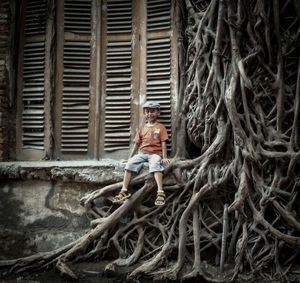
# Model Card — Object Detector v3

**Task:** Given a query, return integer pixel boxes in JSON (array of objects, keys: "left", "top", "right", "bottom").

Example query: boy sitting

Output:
[{"left": 113, "top": 101, "right": 170, "bottom": 206}]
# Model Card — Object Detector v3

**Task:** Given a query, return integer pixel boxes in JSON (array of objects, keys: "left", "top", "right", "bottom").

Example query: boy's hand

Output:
[{"left": 161, "top": 158, "right": 171, "bottom": 166}]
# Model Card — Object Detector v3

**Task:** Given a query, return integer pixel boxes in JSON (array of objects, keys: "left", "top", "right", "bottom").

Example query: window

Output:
[
  {"left": 16, "top": 0, "right": 48, "bottom": 160},
  {"left": 16, "top": 0, "right": 177, "bottom": 161},
  {"left": 55, "top": 0, "right": 95, "bottom": 159}
]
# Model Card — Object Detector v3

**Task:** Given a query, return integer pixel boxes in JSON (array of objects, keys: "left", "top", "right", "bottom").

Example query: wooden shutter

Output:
[
  {"left": 102, "top": 0, "right": 176, "bottom": 156},
  {"left": 24, "top": 0, "right": 47, "bottom": 36},
  {"left": 147, "top": 0, "right": 171, "bottom": 31},
  {"left": 64, "top": 0, "right": 91, "bottom": 34},
  {"left": 59, "top": 0, "right": 92, "bottom": 154},
  {"left": 62, "top": 41, "right": 91, "bottom": 152},
  {"left": 106, "top": 0, "right": 132, "bottom": 34},
  {"left": 146, "top": 37, "right": 172, "bottom": 139},
  {"left": 17, "top": 0, "right": 48, "bottom": 159},
  {"left": 104, "top": 40, "right": 132, "bottom": 151},
  {"left": 22, "top": 41, "right": 45, "bottom": 150},
  {"left": 146, "top": 0, "right": 173, "bottom": 148},
  {"left": 104, "top": 0, "right": 132, "bottom": 152}
]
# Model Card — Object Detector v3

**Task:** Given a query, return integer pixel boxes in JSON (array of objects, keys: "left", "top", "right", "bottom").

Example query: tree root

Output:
[{"left": 1, "top": 0, "right": 300, "bottom": 282}]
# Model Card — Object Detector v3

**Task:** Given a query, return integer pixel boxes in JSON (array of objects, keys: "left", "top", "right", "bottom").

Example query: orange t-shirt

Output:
[{"left": 134, "top": 123, "right": 168, "bottom": 156}]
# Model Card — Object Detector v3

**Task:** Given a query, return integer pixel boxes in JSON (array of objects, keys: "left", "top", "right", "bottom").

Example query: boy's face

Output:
[{"left": 143, "top": 108, "right": 160, "bottom": 123}]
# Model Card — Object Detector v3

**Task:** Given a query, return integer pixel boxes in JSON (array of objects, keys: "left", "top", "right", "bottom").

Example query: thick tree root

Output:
[{"left": 1, "top": 0, "right": 300, "bottom": 282}]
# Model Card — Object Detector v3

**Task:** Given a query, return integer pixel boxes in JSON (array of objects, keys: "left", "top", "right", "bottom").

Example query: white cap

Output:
[{"left": 142, "top": 101, "right": 160, "bottom": 109}]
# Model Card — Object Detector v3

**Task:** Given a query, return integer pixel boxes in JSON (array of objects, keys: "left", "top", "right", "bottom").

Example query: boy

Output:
[{"left": 113, "top": 101, "right": 170, "bottom": 206}]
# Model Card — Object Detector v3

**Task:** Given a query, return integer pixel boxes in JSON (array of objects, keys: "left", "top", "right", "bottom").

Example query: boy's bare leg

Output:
[
  {"left": 113, "top": 170, "right": 132, "bottom": 203},
  {"left": 154, "top": 172, "right": 163, "bottom": 191},
  {"left": 122, "top": 170, "right": 132, "bottom": 191},
  {"left": 154, "top": 172, "right": 165, "bottom": 205}
]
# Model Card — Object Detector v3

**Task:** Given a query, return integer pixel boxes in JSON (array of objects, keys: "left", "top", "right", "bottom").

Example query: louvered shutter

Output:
[
  {"left": 106, "top": 0, "right": 132, "bottom": 34},
  {"left": 102, "top": 0, "right": 175, "bottom": 155},
  {"left": 147, "top": 0, "right": 171, "bottom": 31},
  {"left": 146, "top": 0, "right": 172, "bottom": 148},
  {"left": 20, "top": 0, "right": 47, "bottom": 152},
  {"left": 24, "top": 0, "right": 47, "bottom": 36},
  {"left": 146, "top": 37, "right": 171, "bottom": 137},
  {"left": 61, "top": 0, "right": 92, "bottom": 153},
  {"left": 22, "top": 42, "right": 45, "bottom": 149},
  {"left": 64, "top": 0, "right": 91, "bottom": 34},
  {"left": 17, "top": 0, "right": 176, "bottom": 160},
  {"left": 104, "top": 0, "right": 132, "bottom": 152}
]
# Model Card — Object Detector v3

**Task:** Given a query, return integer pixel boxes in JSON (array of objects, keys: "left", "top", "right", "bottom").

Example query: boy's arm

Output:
[
  {"left": 128, "top": 142, "right": 140, "bottom": 159},
  {"left": 126, "top": 127, "right": 141, "bottom": 160},
  {"left": 122, "top": 142, "right": 139, "bottom": 164},
  {"left": 161, "top": 141, "right": 170, "bottom": 165}
]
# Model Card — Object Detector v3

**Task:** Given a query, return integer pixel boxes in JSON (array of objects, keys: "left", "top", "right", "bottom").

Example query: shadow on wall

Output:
[{"left": 0, "top": 181, "right": 93, "bottom": 260}]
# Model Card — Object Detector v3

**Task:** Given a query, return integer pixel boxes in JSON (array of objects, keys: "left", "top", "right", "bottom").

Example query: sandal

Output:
[
  {"left": 155, "top": 192, "right": 166, "bottom": 206},
  {"left": 113, "top": 191, "right": 131, "bottom": 203}
]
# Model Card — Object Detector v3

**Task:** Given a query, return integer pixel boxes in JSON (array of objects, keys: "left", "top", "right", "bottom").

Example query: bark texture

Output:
[{"left": 1, "top": 0, "right": 300, "bottom": 282}]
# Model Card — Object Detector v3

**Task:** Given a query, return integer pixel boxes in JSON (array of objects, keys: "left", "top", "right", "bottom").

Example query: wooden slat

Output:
[
  {"left": 147, "top": 0, "right": 170, "bottom": 31},
  {"left": 64, "top": 0, "right": 91, "bottom": 34},
  {"left": 21, "top": 1, "right": 47, "bottom": 150},
  {"left": 62, "top": 40, "right": 91, "bottom": 152},
  {"left": 146, "top": 37, "right": 172, "bottom": 147},
  {"left": 104, "top": 40, "right": 132, "bottom": 151},
  {"left": 24, "top": 0, "right": 47, "bottom": 36},
  {"left": 21, "top": 41, "right": 45, "bottom": 149},
  {"left": 107, "top": 0, "right": 132, "bottom": 34}
]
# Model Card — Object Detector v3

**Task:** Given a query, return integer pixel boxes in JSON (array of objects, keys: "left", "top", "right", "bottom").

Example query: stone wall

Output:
[
  {"left": 0, "top": 0, "right": 10, "bottom": 161},
  {"left": 0, "top": 180, "right": 92, "bottom": 259},
  {"left": 0, "top": 161, "right": 125, "bottom": 259},
  {"left": 0, "top": 160, "right": 175, "bottom": 259}
]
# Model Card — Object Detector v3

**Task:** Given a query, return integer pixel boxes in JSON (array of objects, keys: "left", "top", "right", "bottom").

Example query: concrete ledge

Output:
[{"left": 0, "top": 160, "right": 125, "bottom": 185}]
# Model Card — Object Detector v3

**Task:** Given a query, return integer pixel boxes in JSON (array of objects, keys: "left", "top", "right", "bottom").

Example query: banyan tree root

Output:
[{"left": 1, "top": 0, "right": 300, "bottom": 282}]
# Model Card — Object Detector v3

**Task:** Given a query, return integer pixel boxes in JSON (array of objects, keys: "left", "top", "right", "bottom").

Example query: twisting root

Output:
[{"left": 1, "top": 0, "right": 300, "bottom": 282}]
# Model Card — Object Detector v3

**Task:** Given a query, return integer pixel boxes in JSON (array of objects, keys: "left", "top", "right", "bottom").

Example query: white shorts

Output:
[{"left": 125, "top": 153, "right": 164, "bottom": 173}]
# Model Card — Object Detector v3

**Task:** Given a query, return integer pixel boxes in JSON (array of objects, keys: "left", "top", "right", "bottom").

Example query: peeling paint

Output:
[
  {"left": 0, "top": 180, "right": 91, "bottom": 258},
  {"left": 11, "top": 182, "right": 66, "bottom": 226}
]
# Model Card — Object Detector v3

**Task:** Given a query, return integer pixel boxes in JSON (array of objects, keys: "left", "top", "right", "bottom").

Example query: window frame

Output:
[
  {"left": 16, "top": 0, "right": 53, "bottom": 160},
  {"left": 15, "top": 0, "right": 178, "bottom": 161}
]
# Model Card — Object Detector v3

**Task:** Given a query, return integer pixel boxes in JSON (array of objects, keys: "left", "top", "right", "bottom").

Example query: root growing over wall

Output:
[{"left": 1, "top": 0, "right": 300, "bottom": 282}]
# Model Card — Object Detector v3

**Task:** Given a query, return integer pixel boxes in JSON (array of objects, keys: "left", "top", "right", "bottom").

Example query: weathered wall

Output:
[
  {"left": 0, "top": 160, "right": 174, "bottom": 260},
  {"left": 0, "top": 181, "right": 91, "bottom": 259},
  {"left": 0, "top": 0, "right": 10, "bottom": 161},
  {"left": 0, "top": 161, "right": 125, "bottom": 259}
]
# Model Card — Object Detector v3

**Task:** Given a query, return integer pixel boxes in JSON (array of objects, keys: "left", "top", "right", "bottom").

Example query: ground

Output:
[{"left": 0, "top": 261, "right": 205, "bottom": 283}]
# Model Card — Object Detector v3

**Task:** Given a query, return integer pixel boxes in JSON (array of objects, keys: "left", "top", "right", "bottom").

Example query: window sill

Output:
[{"left": 0, "top": 159, "right": 125, "bottom": 185}]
